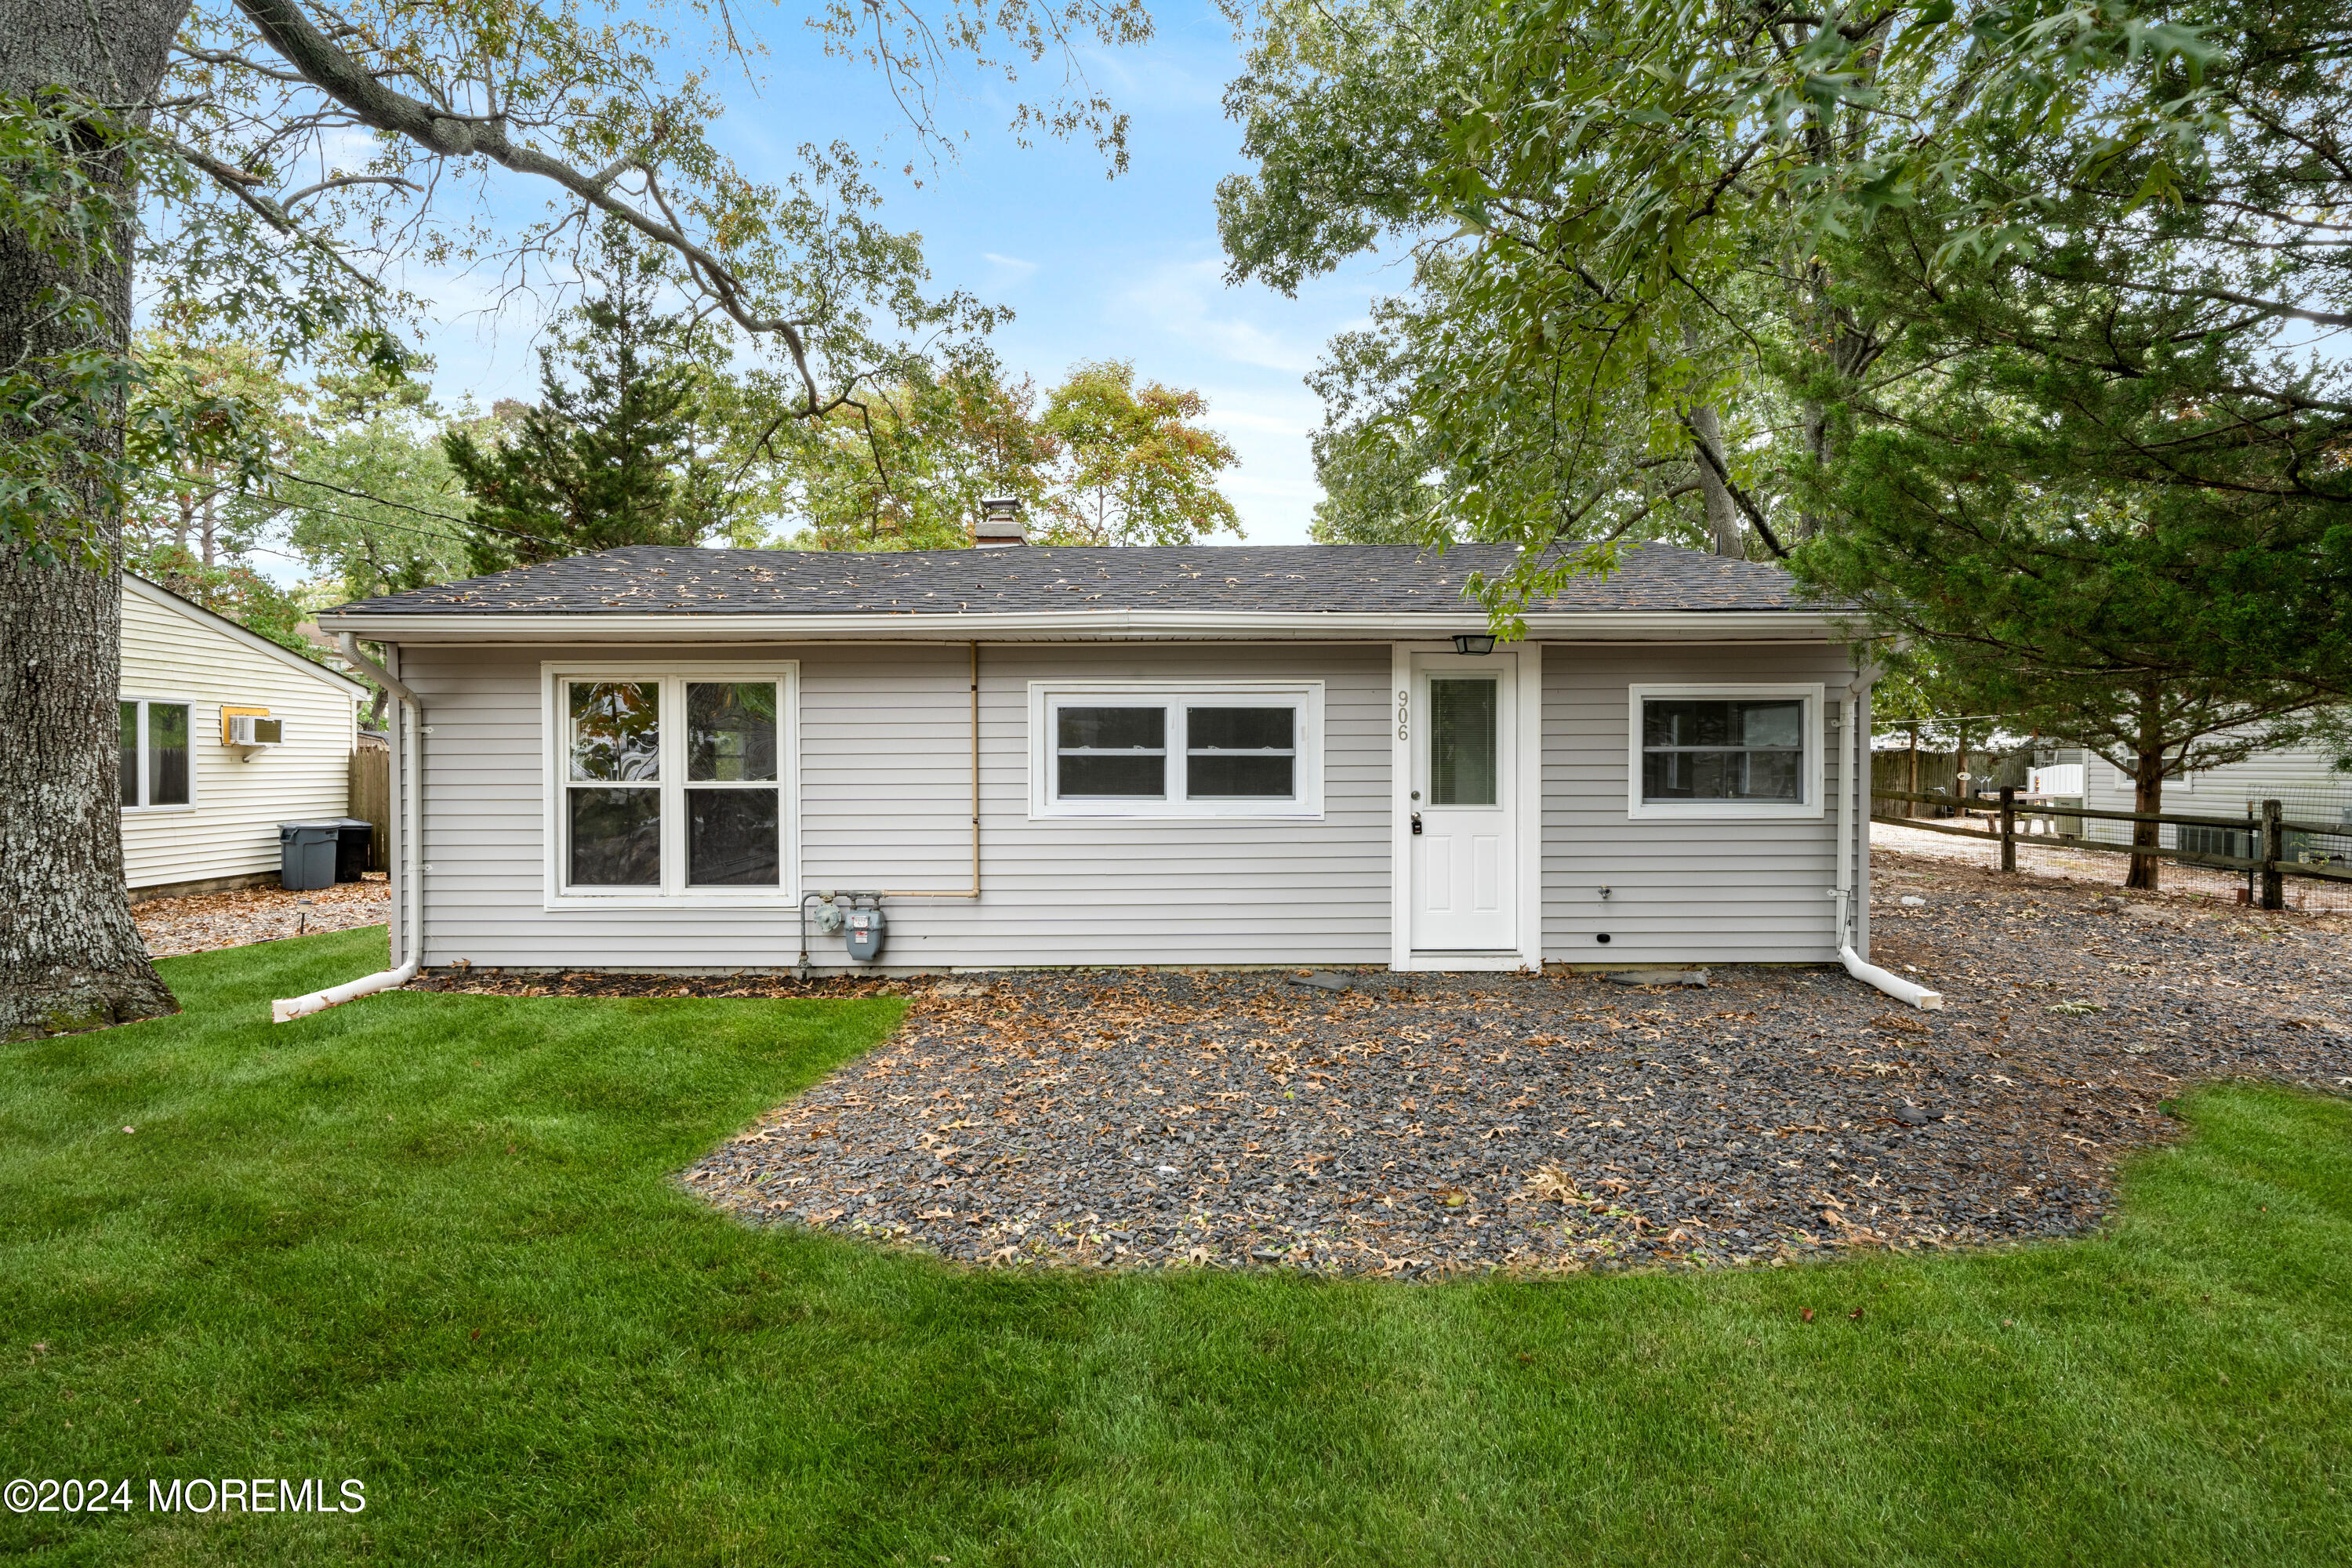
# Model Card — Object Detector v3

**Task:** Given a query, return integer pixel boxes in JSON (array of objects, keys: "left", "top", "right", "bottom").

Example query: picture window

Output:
[{"left": 551, "top": 669, "right": 792, "bottom": 899}]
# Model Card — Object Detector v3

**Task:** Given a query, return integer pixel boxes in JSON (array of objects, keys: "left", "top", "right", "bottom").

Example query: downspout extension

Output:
[
  {"left": 273, "top": 635, "right": 425, "bottom": 1021},
  {"left": 1835, "top": 671, "right": 1943, "bottom": 1010}
]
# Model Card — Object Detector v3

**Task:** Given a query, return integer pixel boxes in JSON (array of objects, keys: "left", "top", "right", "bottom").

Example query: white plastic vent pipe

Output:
[
  {"left": 1834, "top": 680, "right": 1942, "bottom": 1011},
  {"left": 272, "top": 637, "right": 424, "bottom": 1022}
]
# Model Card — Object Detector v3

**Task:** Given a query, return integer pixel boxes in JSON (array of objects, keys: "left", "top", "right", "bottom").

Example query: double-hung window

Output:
[
  {"left": 118, "top": 698, "right": 193, "bottom": 810},
  {"left": 1625, "top": 684, "right": 1823, "bottom": 819},
  {"left": 548, "top": 665, "right": 796, "bottom": 902},
  {"left": 1032, "top": 682, "right": 1323, "bottom": 818}
]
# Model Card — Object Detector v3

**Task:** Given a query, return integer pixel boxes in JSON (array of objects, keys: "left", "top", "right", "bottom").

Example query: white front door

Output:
[{"left": 1408, "top": 654, "right": 1517, "bottom": 953}]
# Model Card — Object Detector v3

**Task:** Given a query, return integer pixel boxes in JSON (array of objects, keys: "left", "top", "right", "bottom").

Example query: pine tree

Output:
[{"left": 445, "top": 230, "right": 730, "bottom": 572}]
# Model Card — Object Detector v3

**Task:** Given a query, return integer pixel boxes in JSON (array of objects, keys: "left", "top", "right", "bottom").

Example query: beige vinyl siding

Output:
[
  {"left": 398, "top": 641, "right": 1395, "bottom": 971},
  {"left": 1540, "top": 643, "right": 1864, "bottom": 967},
  {"left": 119, "top": 584, "right": 362, "bottom": 892},
  {"left": 392, "top": 634, "right": 1864, "bottom": 972}
]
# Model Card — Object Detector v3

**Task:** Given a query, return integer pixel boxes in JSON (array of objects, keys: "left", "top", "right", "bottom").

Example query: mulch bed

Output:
[
  {"left": 137, "top": 875, "right": 391, "bottom": 958},
  {"left": 424, "top": 851, "right": 2352, "bottom": 1278}
]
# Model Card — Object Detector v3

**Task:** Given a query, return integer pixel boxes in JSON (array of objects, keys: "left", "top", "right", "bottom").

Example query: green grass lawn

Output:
[{"left": 4, "top": 927, "right": 2348, "bottom": 1565}]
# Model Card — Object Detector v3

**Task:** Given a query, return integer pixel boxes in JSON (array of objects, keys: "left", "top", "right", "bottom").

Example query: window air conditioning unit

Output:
[{"left": 227, "top": 714, "right": 285, "bottom": 746}]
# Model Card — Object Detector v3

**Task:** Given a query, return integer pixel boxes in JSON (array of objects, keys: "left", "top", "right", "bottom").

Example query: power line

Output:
[{"left": 264, "top": 466, "right": 546, "bottom": 543}]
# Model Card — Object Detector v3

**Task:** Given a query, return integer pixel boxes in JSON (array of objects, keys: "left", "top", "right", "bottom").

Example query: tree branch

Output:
[
  {"left": 1676, "top": 412, "right": 1788, "bottom": 558},
  {"left": 230, "top": 0, "right": 826, "bottom": 401}
]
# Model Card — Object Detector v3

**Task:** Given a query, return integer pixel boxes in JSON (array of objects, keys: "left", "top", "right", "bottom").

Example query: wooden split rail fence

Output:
[{"left": 1869, "top": 788, "right": 2350, "bottom": 910}]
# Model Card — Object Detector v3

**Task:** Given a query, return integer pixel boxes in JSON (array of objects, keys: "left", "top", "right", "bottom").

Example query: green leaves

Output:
[{"left": 1040, "top": 362, "right": 1243, "bottom": 547}]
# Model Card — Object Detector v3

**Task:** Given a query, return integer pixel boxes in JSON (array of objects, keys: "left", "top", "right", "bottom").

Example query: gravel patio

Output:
[{"left": 423, "top": 851, "right": 2352, "bottom": 1278}]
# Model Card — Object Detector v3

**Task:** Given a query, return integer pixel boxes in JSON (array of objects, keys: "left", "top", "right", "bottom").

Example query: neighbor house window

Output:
[
  {"left": 118, "top": 698, "right": 193, "bottom": 810},
  {"left": 1031, "top": 682, "right": 1322, "bottom": 818},
  {"left": 1624, "top": 684, "right": 1823, "bottom": 819},
  {"left": 548, "top": 666, "right": 795, "bottom": 900}
]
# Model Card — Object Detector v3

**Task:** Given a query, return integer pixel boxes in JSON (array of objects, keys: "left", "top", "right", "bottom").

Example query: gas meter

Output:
[{"left": 844, "top": 905, "right": 887, "bottom": 962}]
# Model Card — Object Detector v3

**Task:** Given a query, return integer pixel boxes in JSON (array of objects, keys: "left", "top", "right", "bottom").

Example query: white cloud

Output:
[
  {"left": 1117, "top": 258, "right": 1325, "bottom": 375},
  {"left": 982, "top": 252, "right": 1040, "bottom": 289}
]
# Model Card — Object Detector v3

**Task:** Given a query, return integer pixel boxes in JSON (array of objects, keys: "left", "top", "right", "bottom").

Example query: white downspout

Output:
[
  {"left": 272, "top": 636, "right": 425, "bottom": 1022},
  {"left": 1835, "top": 675, "right": 1941, "bottom": 1010}
]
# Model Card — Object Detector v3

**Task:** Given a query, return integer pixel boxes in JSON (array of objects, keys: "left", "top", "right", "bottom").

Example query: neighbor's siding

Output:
[
  {"left": 119, "top": 586, "right": 360, "bottom": 894},
  {"left": 396, "top": 641, "right": 1396, "bottom": 971},
  {"left": 2079, "top": 742, "right": 2352, "bottom": 852},
  {"left": 1538, "top": 643, "right": 1864, "bottom": 967}
]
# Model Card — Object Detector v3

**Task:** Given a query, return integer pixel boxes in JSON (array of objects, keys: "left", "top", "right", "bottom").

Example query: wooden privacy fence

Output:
[
  {"left": 347, "top": 747, "right": 392, "bottom": 873},
  {"left": 1871, "top": 787, "right": 2350, "bottom": 909}
]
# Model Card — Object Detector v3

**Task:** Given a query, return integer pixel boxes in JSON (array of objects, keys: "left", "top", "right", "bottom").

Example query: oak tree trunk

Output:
[{"left": 0, "top": 0, "right": 194, "bottom": 1038}]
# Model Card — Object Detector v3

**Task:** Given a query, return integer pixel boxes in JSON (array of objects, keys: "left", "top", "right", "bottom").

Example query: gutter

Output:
[
  {"left": 272, "top": 635, "right": 426, "bottom": 1021},
  {"left": 314, "top": 608, "right": 1847, "bottom": 644}
]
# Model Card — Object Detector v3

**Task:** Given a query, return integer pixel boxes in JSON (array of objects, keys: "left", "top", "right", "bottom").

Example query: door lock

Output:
[{"left": 1410, "top": 811, "right": 1424, "bottom": 836}]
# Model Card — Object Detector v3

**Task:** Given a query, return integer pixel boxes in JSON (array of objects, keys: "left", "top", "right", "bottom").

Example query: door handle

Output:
[{"left": 1410, "top": 811, "right": 1423, "bottom": 836}]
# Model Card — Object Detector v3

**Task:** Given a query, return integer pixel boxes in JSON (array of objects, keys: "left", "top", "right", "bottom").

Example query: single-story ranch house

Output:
[{"left": 313, "top": 535, "right": 1885, "bottom": 978}]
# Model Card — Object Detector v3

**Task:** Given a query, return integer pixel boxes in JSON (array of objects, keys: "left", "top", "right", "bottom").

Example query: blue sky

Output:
[{"left": 405, "top": 3, "right": 1403, "bottom": 546}]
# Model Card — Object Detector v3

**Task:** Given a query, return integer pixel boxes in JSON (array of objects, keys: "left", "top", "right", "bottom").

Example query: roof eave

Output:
[{"left": 315, "top": 607, "right": 1853, "bottom": 643}]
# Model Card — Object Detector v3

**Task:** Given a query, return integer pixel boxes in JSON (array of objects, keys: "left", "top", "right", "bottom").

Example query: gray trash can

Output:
[
  {"left": 318, "top": 817, "right": 374, "bottom": 881},
  {"left": 278, "top": 821, "right": 341, "bottom": 891}
]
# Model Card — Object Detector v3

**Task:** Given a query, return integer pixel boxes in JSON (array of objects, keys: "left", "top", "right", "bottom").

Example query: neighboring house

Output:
[
  {"left": 315, "top": 535, "right": 1881, "bottom": 975},
  {"left": 121, "top": 573, "right": 371, "bottom": 898},
  {"left": 2071, "top": 742, "right": 2352, "bottom": 865}
]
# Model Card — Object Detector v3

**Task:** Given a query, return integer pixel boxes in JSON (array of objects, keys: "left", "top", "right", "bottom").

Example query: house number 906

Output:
[{"left": 1395, "top": 688, "right": 1409, "bottom": 740}]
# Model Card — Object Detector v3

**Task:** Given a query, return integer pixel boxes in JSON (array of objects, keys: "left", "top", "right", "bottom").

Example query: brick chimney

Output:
[{"left": 974, "top": 496, "right": 1027, "bottom": 548}]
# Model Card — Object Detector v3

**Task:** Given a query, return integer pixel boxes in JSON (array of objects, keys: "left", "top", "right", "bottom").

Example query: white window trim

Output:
[
  {"left": 539, "top": 661, "right": 800, "bottom": 909},
  {"left": 1026, "top": 680, "right": 1325, "bottom": 819},
  {"left": 1625, "top": 682, "right": 1826, "bottom": 822},
  {"left": 118, "top": 693, "right": 201, "bottom": 814}
]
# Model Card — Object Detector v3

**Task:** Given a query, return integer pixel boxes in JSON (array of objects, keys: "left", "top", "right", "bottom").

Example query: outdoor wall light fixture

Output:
[{"left": 1451, "top": 633, "right": 1497, "bottom": 655}]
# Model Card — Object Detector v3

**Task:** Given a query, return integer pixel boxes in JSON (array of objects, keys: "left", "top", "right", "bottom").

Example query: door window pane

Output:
[
  {"left": 1428, "top": 679, "right": 1497, "bottom": 806},
  {"left": 120, "top": 702, "right": 139, "bottom": 806},
  {"left": 688, "top": 683, "right": 778, "bottom": 782},
  {"left": 688, "top": 789, "right": 781, "bottom": 885},
  {"left": 1186, "top": 706, "right": 1295, "bottom": 798},
  {"left": 1641, "top": 699, "right": 1804, "bottom": 801},
  {"left": 1057, "top": 706, "right": 1165, "bottom": 797},
  {"left": 568, "top": 681, "right": 660, "bottom": 781},
  {"left": 147, "top": 703, "right": 191, "bottom": 806},
  {"left": 568, "top": 787, "right": 661, "bottom": 885}
]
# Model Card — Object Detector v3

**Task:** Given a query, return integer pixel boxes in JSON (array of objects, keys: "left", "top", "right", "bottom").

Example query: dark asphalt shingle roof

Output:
[{"left": 328, "top": 542, "right": 1815, "bottom": 618}]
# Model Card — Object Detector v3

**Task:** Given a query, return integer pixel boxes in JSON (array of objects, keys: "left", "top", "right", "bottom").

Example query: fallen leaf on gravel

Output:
[{"left": 2050, "top": 1001, "right": 2105, "bottom": 1015}]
